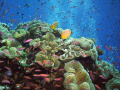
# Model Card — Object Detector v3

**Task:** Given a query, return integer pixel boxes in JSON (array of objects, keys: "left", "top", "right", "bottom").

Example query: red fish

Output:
[
  {"left": 17, "top": 47, "right": 25, "bottom": 50},
  {"left": 24, "top": 39, "right": 33, "bottom": 43},
  {"left": 41, "top": 24, "right": 43, "bottom": 30},
  {"left": 44, "top": 78, "right": 51, "bottom": 82},
  {"left": 54, "top": 78, "right": 62, "bottom": 81},
  {"left": 16, "top": 51, "right": 21, "bottom": 55},
  {"left": 99, "top": 75, "right": 106, "bottom": 80},
  {"left": 41, "top": 48, "right": 46, "bottom": 53},
  {"left": 24, "top": 76, "right": 31, "bottom": 80},
  {"left": 53, "top": 55, "right": 59, "bottom": 58},
  {"left": 95, "top": 84, "right": 101, "bottom": 90},
  {"left": 33, "top": 43, "right": 39, "bottom": 50},
  {"left": 2, "top": 80, "right": 10, "bottom": 84},
  {"left": 22, "top": 87, "right": 30, "bottom": 89},
  {"left": 39, "top": 74, "right": 49, "bottom": 77},
  {"left": 15, "top": 57, "right": 20, "bottom": 61},
  {"left": 96, "top": 46, "right": 101, "bottom": 49},
  {"left": 107, "top": 56, "right": 111, "bottom": 60},
  {"left": 27, "top": 48, "right": 30, "bottom": 54},
  {"left": 90, "top": 71, "right": 95, "bottom": 80},
  {"left": 71, "top": 41, "right": 79, "bottom": 45},
  {"left": 105, "top": 45, "right": 110, "bottom": 51},
  {"left": 8, "top": 37, "right": 15, "bottom": 41},
  {"left": 43, "top": 60, "right": 50, "bottom": 64},
  {"left": 0, "top": 60, "right": 4, "bottom": 63},
  {"left": 79, "top": 49, "right": 87, "bottom": 57},
  {"left": 3, "top": 50, "right": 10, "bottom": 55}
]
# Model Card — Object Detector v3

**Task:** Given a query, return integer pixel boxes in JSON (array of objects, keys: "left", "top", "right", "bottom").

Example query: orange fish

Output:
[
  {"left": 94, "top": 84, "right": 101, "bottom": 90},
  {"left": 79, "top": 49, "right": 87, "bottom": 57},
  {"left": 15, "top": 57, "right": 20, "bottom": 61},
  {"left": 105, "top": 45, "right": 110, "bottom": 51},
  {"left": 61, "top": 29, "right": 72, "bottom": 39},
  {"left": 24, "top": 76, "right": 31, "bottom": 80},
  {"left": 51, "top": 21, "right": 58, "bottom": 30},
  {"left": 90, "top": 71, "right": 95, "bottom": 80}
]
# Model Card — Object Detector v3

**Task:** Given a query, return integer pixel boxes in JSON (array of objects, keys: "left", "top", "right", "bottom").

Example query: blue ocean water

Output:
[{"left": 0, "top": 0, "right": 120, "bottom": 72}]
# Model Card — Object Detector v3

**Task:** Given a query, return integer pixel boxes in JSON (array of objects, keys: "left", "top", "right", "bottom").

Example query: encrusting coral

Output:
[{"left": 64, "top": 60, "right": 95, "bottom": 90}]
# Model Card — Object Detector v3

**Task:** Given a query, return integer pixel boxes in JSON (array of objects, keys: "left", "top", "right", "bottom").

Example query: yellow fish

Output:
[
  {"left": 61, "top": 29, "right": 72, "bottom": 39},
  {"left": 51, "top": 21, "right": 58, "bottom": 30}
]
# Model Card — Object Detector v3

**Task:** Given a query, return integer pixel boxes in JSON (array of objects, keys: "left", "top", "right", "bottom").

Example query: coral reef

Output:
[
  {"left": 106, "top": 78, "right": 120, "bottom": 90},
  {"left": 96, "top": 60, "right": 120, "bottom": 79},
  {"left": 64, "top": 60, "right": 95, "bottom": 90},
  {"left": 0, "top": 20, "right": 120, "bottom": 90}
]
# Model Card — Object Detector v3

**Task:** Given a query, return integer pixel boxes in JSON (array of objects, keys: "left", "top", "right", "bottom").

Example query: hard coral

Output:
[
  {"left": 106, "top": 78, "right": 120, "bottom": 90},
  {"left": 64, "top": 60, "right": 95, "bottom": 90}
]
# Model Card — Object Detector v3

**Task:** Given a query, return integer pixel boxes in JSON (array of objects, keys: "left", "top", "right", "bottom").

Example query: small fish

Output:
[
  {"left": 58, "top": 69, "right": 65, "bottom": 71},
  {"left": 81, "top": 88, "right": 87, "bottom": 90},
  {"left": 16, "top": 51, "right": 21, "bottom": 55},
  {"left": 102, "top": 82, "right": 106, "bottom": 84},
  {"left": 22, "top": 87, "right": 30, "bottom": 89},
  {"left": 17, "top": 47, "right": 25, "bottom": 50},
  {"left": 2, "top": 80, "right": 10, "bottom": 84},
  {"left": 96, "top": 65, "right": 102, "bottom": 67},
  {"left": 93, "top": 72, "right": 97, "bottom": 75},
  {"left": 39, "top": 74, "right": 49, "bottom": 77},
  {"left": 35, "top": 69, "right": 41, "bottom": 72},
  {"left": 0, "top": 31, "right": 6, "bottom": 36},
  {"left": 44, "top": 78, "right": 51, "bottom": 82},
  {"left": 53, "top": 55, "right": 59, "bottom": 58},
  {"left": 27, "top": 48, "right": 30, "bottom": 54},
  {"left": 3, "top": 50, "right": 10, "bottom": 55},
  {"left": 15, "top": 57, "right": 20, "bottom": 61},
  {"left": 61, "top": 29, "right": 72, "bottom": 39},
  {"left": 0, "top": 60, "right": 4, "bottom": 63},
  {"left": 8, "top": 37, "right": 15, "bottom": 41},
  {"left": 107, "top": 56, "right": 111, "bottom": 60},
  {"left": 43, "top": 60, "right": 50, "bottom": 64},
  {"left": 4, "top": 66, "right": 11, "bottom": 70},
  {"left": 96, "top": 46, "right": 101, "bottom": 49},
  {"left": 79, "top": 50, "right": 87, "bottom": 57},
  {"left": 55, "top": 84, "right": 61, "bottom": 87},
  {"left": 94, "top": 84, "right": 101, "bottom": 90},
  {"left": 33, "top": 74, "right": 41, "bottom": 77},
  {"left": 54, "top": 78, "right": 62, "bottom": 81},
  {"left": 51, "top": 21, "right": 58, "bottom": 30},
  {"left": 16, "top": 84, "right": 22, "bottom": 87},
  {"left": 37, "top": 61, "right": 43, "bottom": 66},
  {"left": 24, "top": 39, "right": 33, "bottom": 43},
  {"left": 2, "top": 9, "right": 7, "bottom": 17},
  {"left": 0, "top": 1, "right": 5, "bottom": 7},
  {"left": 41, "top": 48, "right": 46, "bottom": 53},
  {"left": 24, "top": 76, "right": 31, "bottom": 80},
  {"left": 105, "top": 45, "right": 110, "bottom": 51},
  {"left": 90, "top": 71, "right": 95, "bottom": 80},
  {"left": 71, "top": 41, "right": 79, "bottom": 45},
  {"left": 99, "top": 75, "right": 106, "bottom": 80},
  {"left": 41, "top": 24, "right": 43, "bottom": 30},
  {"left": 33, "top": 43, "right": 39, "bottom": 50}
]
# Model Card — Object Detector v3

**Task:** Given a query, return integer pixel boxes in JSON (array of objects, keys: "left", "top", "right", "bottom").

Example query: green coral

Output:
[
  {"left": 106, "top": 78, "right": 120, "bottom": 90},
  {"left": 29, "top": 38, "right": 40, "bottom": 47},
  {"left": 96, "top": 60, "right": 120, "bottom": 79},
  {"left": 14, "top": 29, "right": 29, "bottom": 40},
  {"left": 64, "top": 60, "right": 95, "bottom": 90}
]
